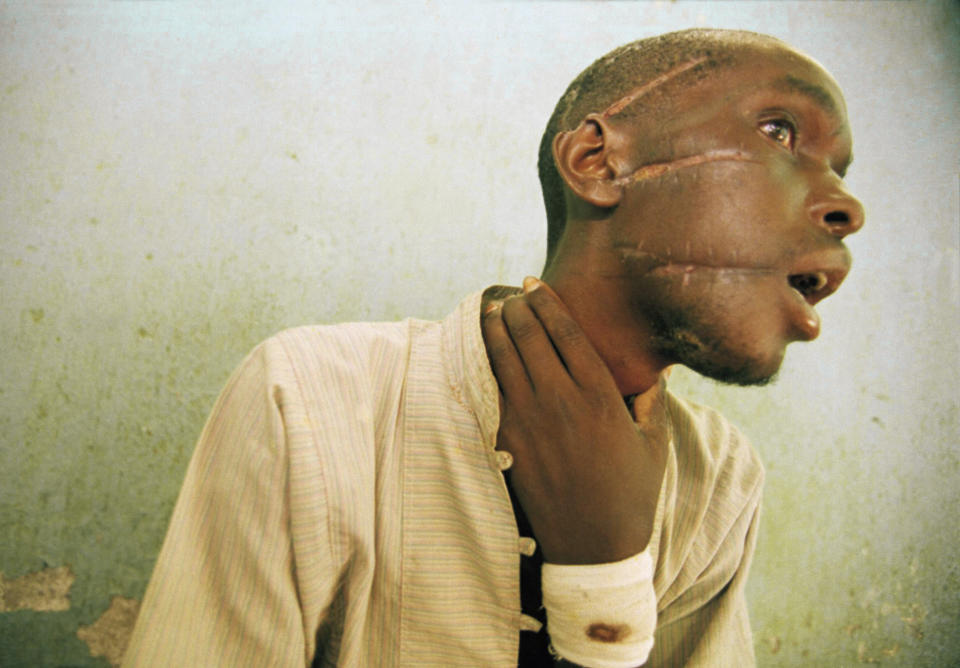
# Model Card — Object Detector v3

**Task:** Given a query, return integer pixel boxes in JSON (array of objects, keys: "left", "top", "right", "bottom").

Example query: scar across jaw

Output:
[
  {"left": 650, "top": 262, "right": 778, "bottom": 286},
  {"left": 614, "top": 247, "right": 779, "bottom": 284},
  {"left": 612, "top": 149, "right": 761, "bottom": 187}
]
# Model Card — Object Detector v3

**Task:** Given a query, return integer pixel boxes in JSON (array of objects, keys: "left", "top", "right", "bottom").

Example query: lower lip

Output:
[{"left": 785, "top": 286, "right": 821, "bottom": 340}]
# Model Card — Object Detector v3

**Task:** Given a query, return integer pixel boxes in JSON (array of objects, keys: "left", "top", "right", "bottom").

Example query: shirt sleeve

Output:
[
  {"left": 647, "top": 474, "right": 763, "bottom": 668},
  {"left": 123, "top": 340, "right": 326, "bottom": 667}
]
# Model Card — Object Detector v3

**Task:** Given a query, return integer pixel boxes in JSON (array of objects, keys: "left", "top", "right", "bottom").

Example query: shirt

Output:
[{"left": 123, "top": 290, "right": 764, "bottom": 667}]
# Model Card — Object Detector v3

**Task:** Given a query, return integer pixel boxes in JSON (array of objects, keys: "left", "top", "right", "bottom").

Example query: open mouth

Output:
[
  {"left": 787, "top": 269, "right": 844, "bottom": 306},
  {"left": 788, "top": 271, "right": 828, "bottom": 301}
]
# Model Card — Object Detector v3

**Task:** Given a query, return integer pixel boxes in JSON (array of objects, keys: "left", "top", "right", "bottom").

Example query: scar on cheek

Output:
[
  {"left": 600, "top": 56, "right": 708, "bottom": 119},
  {"left": 613, "top": 149, "right": 761, "bottom": 187}
]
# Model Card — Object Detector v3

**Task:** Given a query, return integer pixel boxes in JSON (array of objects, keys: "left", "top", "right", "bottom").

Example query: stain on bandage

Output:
[
  {"left": 613, "top": 149, "right": 761, "bottom": 187},
  {"left": 600, "top": 57, "right": 708, "bottom": 119},
  {"left": 587, "top": 622, "right": 631, "bottom": 642}
]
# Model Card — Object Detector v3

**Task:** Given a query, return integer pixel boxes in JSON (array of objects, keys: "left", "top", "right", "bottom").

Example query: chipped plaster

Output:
[
  {"left": 76, "top": 597, "right": 141, "bottom": 667},
  {"left": 0, "top": 566, "right": 75, "bottom": 613}
]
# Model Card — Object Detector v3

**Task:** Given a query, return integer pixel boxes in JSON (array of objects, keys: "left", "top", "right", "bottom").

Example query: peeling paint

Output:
[
  {"left": 0, "top": 565, "right": 75, "bottom": 612},
  {"left": 76, "top": 596, "right": 141, "bottom": 667}
]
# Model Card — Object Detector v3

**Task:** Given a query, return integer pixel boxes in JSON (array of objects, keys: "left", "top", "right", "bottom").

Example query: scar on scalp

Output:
[
  {"left": 595, "top": 58, "right": 761, "bottom": 187},
  {"left": 613, "top": 149, "right": 761, "bottom": 187},
  {"left": 600, "top": 56, "right": 708, "bottom": 119}
]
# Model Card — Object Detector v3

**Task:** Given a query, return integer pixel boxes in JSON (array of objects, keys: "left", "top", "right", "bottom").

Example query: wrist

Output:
[{"left": 542, "top": 550, "right": 657, "bottom": 667}]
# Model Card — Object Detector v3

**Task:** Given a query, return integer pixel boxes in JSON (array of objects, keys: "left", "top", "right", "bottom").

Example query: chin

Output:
[
  {"left": 652, "top": 324, "right": 786, "bottom": 388},
  {"left": 684, "top": 355, "right": 782, "bottom": 387}
]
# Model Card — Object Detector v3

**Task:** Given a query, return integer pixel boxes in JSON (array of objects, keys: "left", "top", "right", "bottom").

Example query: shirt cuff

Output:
[{"left": 541, "top": 550, "right": 657, "bottom": 668}]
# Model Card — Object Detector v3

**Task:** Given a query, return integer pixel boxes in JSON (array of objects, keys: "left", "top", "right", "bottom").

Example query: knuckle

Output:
[
  {"left": 509, "top": 317, "right": 541, "bottom": 343},
  {"left": 552, "top": 317, "right": 584, "bottom": 346},
  {"left": 525, "top": 284, "right": 555, "bottom": 309},
  {"left": 488, "top": 340, "right": 515, "bottom": 363},
  {"left": 503, "top": 301, "right": 541, "bottom": 343}
]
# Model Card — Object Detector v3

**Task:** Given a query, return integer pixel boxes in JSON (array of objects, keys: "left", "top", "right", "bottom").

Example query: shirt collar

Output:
[{"left": 442, "top": 289, "right": 501, "bottom": 450}]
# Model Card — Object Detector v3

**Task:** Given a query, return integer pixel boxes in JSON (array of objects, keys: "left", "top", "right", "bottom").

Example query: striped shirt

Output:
[{"left": 123, "top": 290, "right": 763, "bottom": 667}]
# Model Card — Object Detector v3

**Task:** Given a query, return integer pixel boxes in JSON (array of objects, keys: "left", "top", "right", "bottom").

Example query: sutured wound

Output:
[
  {"left": 600, "top": 57, "right": 708, "bottom": 119},
  {"left": 613, "top": 149, "right": 761, "bottom": 187},
  {"left": 590, "top": 59, "right": 772, "bottom": 281},
  {"left": 613, "top": 247, "right": 778, "bottom": 286},
  {"left": 592, "top": 58, "right": 762, "bottom": 186}
]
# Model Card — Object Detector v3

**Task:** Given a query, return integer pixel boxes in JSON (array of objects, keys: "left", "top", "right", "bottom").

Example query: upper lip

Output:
[{"left": 786, "top": 247, "right": 852, "bottom": 306}]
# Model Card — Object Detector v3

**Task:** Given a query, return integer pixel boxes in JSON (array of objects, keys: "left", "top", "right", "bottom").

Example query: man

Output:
[{"left": 124, "top": 28, "right": 863, "bottom": 666}]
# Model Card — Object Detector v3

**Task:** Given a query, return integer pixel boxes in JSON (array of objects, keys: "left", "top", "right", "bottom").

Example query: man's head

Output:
[{"left": 538, "top": 29, "right": 864, "bottom": 392}]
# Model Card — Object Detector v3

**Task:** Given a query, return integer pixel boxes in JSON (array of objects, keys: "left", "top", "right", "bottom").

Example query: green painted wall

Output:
[{"left": 2, "top": 2, "right": 957, "bottom": 665}]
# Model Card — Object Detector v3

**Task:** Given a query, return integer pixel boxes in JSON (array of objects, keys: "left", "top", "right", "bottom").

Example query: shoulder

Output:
[
  {"left": 242, "top": 318, "right": 439, "bottom": 391},
  {"left": 665, "top": 391, "right": 765, "bottom": 507},
  {"left": 225, "top": 319, "right": 429, "bottom": 428},
  {"left": 653, "top": 393, "right": 764, "bottom": 620}
]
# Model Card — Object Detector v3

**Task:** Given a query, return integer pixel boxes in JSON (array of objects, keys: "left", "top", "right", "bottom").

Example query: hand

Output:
[{"left": 482, "top": 277, "right": 669, "bottom": 565}]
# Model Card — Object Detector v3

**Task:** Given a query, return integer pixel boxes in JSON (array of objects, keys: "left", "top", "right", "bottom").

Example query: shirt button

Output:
[
  {"left": 518, "top": 536, "right": 537, "bottom": 557},
  {"left": 495, "top": 450, "right": 513, "bottom": 471},
  {"left": 519, "top": 613, "right": 543, "bottom": 633}
]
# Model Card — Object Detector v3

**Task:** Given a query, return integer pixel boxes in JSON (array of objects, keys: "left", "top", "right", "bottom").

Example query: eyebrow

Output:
[{"left": 773, "top": 74, "right": 839, "bottom": 119}]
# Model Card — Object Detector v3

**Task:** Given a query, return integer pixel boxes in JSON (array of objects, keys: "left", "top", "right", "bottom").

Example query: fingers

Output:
[
  {"left": 520, "top": 277, "right": 612, "bottom": 389},
  {"left": 485, "top": 295, "right": 573, "bottom": 395},
  {"left": 482, "top": 300, "right": 533, "bottom": 402},
  {"left": 503, "top": 291, "right": 578, "bottom": 391},
  {"left": 483, "top": 276, "right": 624, "bottom": 400}
]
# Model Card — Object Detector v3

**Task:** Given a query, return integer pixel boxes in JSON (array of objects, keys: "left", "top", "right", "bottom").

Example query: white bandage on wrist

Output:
[{"left": 542, "top": 550, "right": 657, "bottom": 668}]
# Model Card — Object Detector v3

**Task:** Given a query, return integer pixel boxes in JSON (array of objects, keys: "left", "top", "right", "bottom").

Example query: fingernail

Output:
[
  {"left": 483, "top": 301, "right": 501, "bottom": 315},
  {"left": 522, "top": 276, "right": 541, "bottom": 293}
]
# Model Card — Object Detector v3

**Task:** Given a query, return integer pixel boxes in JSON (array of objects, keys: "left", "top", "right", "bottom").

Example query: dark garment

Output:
[{"left": 505, "top": 471, "right": 554, "bottom": 667}]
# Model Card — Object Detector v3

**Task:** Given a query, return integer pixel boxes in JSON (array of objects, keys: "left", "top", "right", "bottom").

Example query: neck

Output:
[{"left": 541, "top": 257, "right": 668, "bottom": 397}]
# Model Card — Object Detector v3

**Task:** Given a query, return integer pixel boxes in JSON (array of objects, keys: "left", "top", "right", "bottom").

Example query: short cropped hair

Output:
[{"left": 537, "top": 28, "right": 783, "bottom": 260}]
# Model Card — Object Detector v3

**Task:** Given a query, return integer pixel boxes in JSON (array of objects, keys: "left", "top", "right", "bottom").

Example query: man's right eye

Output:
[{"left": 758, "top": 118, "right": 796, "bottom": 150}]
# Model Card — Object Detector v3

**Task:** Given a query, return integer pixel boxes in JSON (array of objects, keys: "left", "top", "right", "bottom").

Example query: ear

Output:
[{"left": 552, "top": 113, "right": 627, "bottom": 209}]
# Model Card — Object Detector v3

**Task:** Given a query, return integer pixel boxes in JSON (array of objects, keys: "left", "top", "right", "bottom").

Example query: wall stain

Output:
[
  {"left": 0, "top": 565, "right": 75, "bottom": 612},
  {"left": 76, "top": 596, "right": 141, "bottom": 667}
]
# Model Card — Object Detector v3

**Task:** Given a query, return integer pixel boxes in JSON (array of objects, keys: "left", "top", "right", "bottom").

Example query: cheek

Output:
[{"left": 615, "top": 161, "right": 802, "bottom": 265}]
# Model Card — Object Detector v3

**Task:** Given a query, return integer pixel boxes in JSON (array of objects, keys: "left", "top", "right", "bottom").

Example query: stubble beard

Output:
[{"left": 647, "top": 309, "right": 781, "bottom": 387}]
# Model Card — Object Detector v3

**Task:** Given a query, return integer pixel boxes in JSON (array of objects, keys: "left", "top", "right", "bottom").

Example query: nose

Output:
[{"left": 808, "top": 184, "right": 865, "bottom": 239}]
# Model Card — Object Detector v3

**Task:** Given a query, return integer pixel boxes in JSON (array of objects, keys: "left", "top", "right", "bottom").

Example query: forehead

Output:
[{"left": 681, "top": 43, "right": 850, "bottom": 129}]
